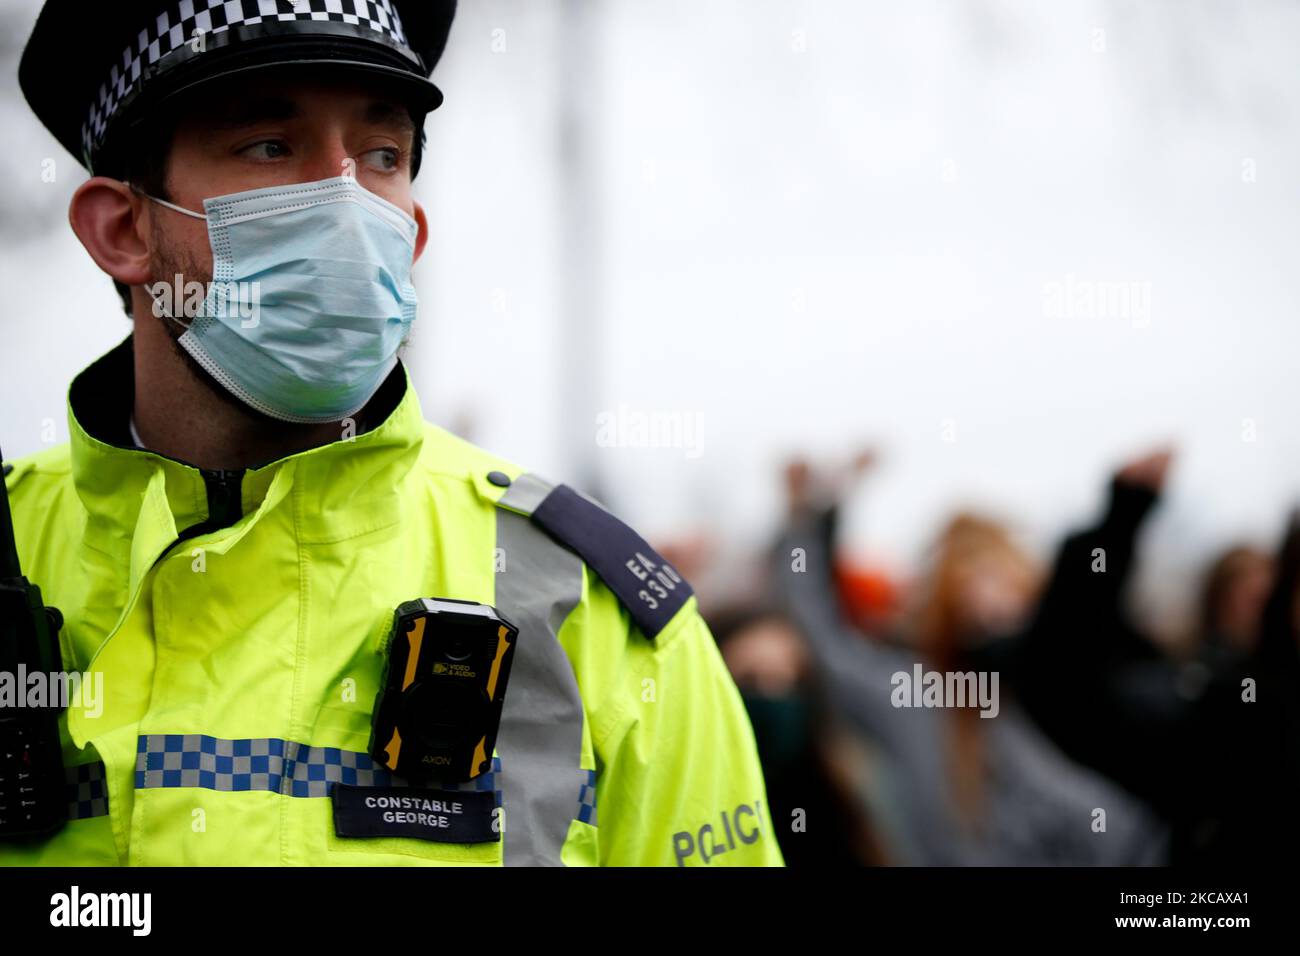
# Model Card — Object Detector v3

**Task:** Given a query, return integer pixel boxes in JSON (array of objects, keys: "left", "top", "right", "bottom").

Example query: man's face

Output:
[
  {"left": 145, "top": 73, "right": 425, "bottom": 304},
  {"left": 127, "top": 74, "right": 428, "bottom": 419}
]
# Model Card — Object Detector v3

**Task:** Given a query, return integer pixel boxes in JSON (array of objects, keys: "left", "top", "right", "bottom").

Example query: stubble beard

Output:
[{"left": 147, "top": 220, "right": 283, "bottom": 425}]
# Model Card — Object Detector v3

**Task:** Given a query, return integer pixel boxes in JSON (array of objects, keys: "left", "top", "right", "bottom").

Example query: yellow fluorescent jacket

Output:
[{"left": 0, "top": 335, "right": 784, "bottom": 867}]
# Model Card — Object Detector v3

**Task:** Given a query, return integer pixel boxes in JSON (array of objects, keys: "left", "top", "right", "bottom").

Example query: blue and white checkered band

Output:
[{"left": 81, "top": 0, "right": 413, "bottom": 165}]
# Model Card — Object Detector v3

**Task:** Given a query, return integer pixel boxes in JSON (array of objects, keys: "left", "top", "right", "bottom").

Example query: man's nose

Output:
[{"left": 302, "top": 139, "right": 355, "bottom": 181}]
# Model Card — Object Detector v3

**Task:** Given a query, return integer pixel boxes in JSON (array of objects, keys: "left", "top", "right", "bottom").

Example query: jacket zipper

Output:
[{"left": 163, "top": 467, "right": 247, "bottom": 556}]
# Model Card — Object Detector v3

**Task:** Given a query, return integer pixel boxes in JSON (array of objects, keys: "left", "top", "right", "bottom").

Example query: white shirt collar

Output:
[{"left": 128, "top": 414, "right": 147, "bottom": 450}]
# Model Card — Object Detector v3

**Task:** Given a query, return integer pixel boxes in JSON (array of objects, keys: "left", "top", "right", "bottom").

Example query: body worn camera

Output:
[
  {"left": 369, "top": 598, "right": 519, "bottom": 784},
  {"left": 1, "top": 453, "right": 67, "bottom": 840}
]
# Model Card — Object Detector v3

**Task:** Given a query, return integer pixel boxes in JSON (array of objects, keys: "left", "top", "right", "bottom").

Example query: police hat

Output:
[{"left": 20, "top": 0, "right": 456, "bottom": 174}]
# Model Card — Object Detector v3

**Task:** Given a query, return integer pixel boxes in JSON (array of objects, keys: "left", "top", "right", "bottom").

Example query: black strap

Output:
[{"left": 529, "top": 484, "right": 693, "bottom": 640}]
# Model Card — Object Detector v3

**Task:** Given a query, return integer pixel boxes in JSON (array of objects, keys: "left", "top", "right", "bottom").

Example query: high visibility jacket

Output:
[{"left": 0, "top": 335, "right": 784, "bottom": 867}]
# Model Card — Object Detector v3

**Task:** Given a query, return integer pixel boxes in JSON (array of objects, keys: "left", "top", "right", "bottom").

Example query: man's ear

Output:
[
  {"left": 412, "top": 199, "right": 429, "bottom": 264},
  {"left": 68, "top": 177, "right": 152, "bottom": 287}
]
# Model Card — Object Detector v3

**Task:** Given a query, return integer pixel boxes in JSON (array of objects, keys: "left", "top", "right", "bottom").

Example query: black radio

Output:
[
  {"left": 0, "top": 450, "right": 67, "bottom": 839},
  {"left": 369, "top": 598, "right": 519, "bottom": 783}
]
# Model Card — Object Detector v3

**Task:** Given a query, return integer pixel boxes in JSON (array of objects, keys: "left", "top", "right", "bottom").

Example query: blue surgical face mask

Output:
[{"left": 136, "top": 175, "right": 419, "bottom": 424}]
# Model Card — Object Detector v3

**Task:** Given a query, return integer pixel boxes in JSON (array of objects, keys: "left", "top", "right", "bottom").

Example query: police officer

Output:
[{"left": 1, "top": 0, "right": 783, "bottom": 867}]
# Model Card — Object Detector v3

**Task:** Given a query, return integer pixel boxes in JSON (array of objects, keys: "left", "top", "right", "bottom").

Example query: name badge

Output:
[{"left": 332, "top": 784, "right": 500, "bottom": 844}]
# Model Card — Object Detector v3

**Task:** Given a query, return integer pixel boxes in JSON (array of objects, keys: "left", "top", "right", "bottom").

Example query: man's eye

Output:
[
  {"left": 241, "top": 141, "right": 290, "bottom": 160},
  {"left": 360, "top": 147, "right": 401, "bottom": 172}
]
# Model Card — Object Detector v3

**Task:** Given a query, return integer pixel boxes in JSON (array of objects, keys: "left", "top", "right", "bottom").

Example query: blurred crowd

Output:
[{"left": 672, "top": 449, "right": 1300, "bottom": 866}]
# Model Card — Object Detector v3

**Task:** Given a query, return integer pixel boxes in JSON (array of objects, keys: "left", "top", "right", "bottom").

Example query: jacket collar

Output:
[{"left": 67, "top": 333, "right": 425, "bottom": 574}]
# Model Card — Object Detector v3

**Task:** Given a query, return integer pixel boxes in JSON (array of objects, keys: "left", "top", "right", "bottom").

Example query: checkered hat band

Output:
[{"left": 82, "top": 0, "right": 412, "bottom": 163}]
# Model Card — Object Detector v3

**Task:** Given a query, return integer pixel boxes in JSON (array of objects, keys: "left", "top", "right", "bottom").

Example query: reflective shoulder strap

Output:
[
  {"left": 489, "top": 470, "right": 697, "bottom": 862},
  {"left": 492, "top": 473, "right": 589, "bottom": 865}
]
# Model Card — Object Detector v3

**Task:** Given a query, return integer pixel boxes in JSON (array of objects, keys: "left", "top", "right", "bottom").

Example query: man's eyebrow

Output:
[
  {"left": 209, "top": 97, "right": 301, "bottom": 129},
  {"left": 362, "top": 100, "right": 416, "bottom": 136}
]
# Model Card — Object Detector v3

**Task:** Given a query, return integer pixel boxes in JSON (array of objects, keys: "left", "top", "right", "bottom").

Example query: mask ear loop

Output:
[
  {"left": 125, "top": 181, "right": 209, "bottom": 220},
  {"left": 125, "top": 181, "right": 208, "bottom": 332}
]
